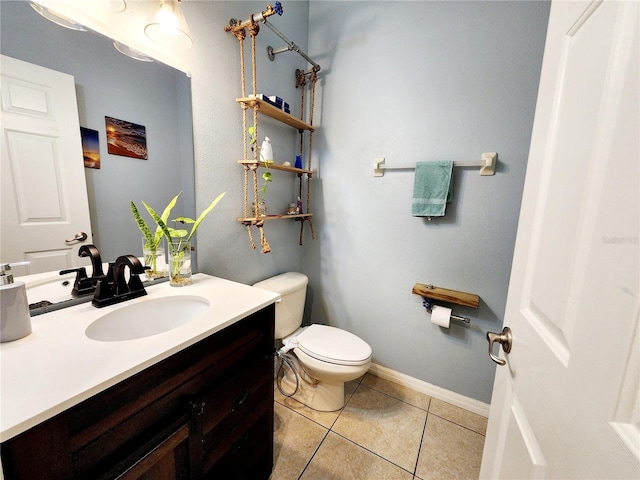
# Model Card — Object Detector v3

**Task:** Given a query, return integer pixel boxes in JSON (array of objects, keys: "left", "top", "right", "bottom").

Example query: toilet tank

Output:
[{"left": 253, "top": 272, "right": 308, "bottom": 339}]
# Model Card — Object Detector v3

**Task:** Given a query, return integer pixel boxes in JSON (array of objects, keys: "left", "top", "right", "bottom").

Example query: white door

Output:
[
  {"left": 481, "top": 1, "right": 639, "bottom": 478},
  {"left": 1, "top": 55, "right": 92, "bottom": 276}
]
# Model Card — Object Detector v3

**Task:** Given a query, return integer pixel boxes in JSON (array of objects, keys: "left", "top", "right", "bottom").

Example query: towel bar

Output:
[{"left": 374, "top": 152, "right": 496, "bottom": 177}]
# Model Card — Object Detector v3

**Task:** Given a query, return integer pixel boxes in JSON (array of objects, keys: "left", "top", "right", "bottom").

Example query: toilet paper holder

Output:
[
  {"left": 412, "top": 283, "right": 480, "bottom": 325},
  {"left": 422, "top": 298, "right": 470, "bottom": 324}
]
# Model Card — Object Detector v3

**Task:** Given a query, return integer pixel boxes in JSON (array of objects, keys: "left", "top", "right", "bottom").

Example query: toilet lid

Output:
[{"left": 295, "top": 324, "right": 372, "bottom": 366}]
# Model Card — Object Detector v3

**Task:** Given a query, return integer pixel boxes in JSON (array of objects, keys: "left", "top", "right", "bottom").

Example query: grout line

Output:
[
  {"left": 356, "top": 381, "right": 430, "bottom": 413},
  {"left": 276, "top": 396, "right": 334, "bottom": 430},
  {"left": 297, "top": 429, "right": 331, "bottom": 480},
  {"left": 413, "top": 411, "right": 430, "bottom": 477},
  {"left": 427, "top": 412, "right": 487, "bottom": 437},
  {"left": 330, "top": 430, "right": 416, "bottom": 477}
]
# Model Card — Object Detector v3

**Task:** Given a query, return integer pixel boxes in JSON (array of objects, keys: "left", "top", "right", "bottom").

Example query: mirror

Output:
[{"left": 1, "top": 1, "right": 195, "bottom": 311}]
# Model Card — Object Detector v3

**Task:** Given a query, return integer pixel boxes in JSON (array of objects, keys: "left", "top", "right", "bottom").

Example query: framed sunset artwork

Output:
[
  {"left": 105, "top": 116, "right": 148, "bottom": 160},
  {"left": 80, "top": 127, "right": 100, "bottom": 169}
]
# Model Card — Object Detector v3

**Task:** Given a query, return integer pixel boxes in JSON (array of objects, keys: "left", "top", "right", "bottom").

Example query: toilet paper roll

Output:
[{"left": 431, "top": 305, "right": 452, "bottom": 328}]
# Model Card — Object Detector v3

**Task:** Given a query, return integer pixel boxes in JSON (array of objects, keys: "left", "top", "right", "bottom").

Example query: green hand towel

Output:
[{"left": 411, "top": 161, "right": 454, "bottom": 217}]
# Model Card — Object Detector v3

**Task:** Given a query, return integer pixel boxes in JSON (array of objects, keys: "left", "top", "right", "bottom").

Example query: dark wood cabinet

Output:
[{"left": 1, "top": 305, "right": 275, "bottom": 480}]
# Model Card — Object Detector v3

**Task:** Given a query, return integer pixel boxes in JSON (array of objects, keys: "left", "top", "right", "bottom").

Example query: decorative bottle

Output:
[{"left": 260, "top": 137, "right": 273, "bottom": 163}]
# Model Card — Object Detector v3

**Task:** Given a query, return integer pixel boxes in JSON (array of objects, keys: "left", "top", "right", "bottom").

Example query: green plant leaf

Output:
[
  {"left": 154, "top": 192, "right": 181, "bottom": 246},
  {"left": 131, "top": 201, "right": 154, "bottom": 247},
  {"left": 143, "top": 201, "right": 175, "bottom": 254},
  {"left": 173, "top": 216, "right": 195, "bottom": 224},
  {"left": 171, "top": 229, "right": 189, "bottom": 238},
  {"left": 262, "top": 172, "right": 272, "bottom": 182},
  {"left": 186, "top": 191, "right": 226, "bottom": 243}
]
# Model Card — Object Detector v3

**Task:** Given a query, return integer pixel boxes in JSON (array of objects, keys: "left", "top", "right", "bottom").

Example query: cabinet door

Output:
[{"left": 113, "top": 422, "right": 190, "bottom": 480}]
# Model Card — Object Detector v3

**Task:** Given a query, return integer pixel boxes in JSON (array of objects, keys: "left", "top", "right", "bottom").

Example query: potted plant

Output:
[
  {"left": 142, "top": 191, "right": 225, "bottom": 286},
  {"left": 130, "top": 195, "right": 179, "bottom": 280}
]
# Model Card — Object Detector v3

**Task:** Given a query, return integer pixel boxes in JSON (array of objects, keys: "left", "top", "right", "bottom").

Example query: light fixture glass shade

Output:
[
  {"left": 30, "top": 2, "right": 87, "bottom": 31},
  {"left": 105, "top": 0, "right": 127, "bottom": 13},
  {"left": 113, "top": 41, "right": 153, "bottom": 62},
  {"left": 144, "top": 0, "right": 193, "bottom": 50}
]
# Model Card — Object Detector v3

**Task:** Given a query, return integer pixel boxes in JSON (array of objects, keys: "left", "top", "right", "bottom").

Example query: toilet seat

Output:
[{"left": 294, "top": 324, "right": 372, "bottom": 366}]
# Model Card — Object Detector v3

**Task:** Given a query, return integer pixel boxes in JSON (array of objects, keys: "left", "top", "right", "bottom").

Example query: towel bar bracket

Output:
[
  {"left": 480, "top": 152, "right": 497, "bottom": 176},
  {"left": 373, "top": 157, "right": 386, "bottom": 177}
]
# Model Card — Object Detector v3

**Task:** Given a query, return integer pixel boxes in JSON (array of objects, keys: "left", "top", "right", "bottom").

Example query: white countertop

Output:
[{"left": 0, "top": 273, "right": 279, "bottom": 442}]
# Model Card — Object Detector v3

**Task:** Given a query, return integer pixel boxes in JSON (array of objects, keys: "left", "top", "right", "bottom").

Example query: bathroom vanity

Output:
[{"left": 0, "top": 274, "right": 279, "bottom": 479}]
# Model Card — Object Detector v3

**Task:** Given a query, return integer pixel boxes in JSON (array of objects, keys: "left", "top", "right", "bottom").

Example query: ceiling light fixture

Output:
[
  {"left": 105, "top": 0, "right": 127, "bottom": 13},
  {"left": 113, "top": 41, "right": 153, "bottom": 62},
  {"left": 144, "top": 0, "right": 193, "bottom": 50},
  {"left": 29, "top": 2, "right": 87, "bottom": 31}
]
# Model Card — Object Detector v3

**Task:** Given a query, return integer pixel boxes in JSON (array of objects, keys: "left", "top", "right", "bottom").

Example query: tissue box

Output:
[
  {"left": 254, "top": 94, "right": 281, "bottom": 108},
  {"left": 267, "top": 95, "right": 284, "bottom": 108}
]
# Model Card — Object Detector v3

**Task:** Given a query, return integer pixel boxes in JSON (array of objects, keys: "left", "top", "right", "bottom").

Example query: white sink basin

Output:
[
  {"left": 25, "top": 272, "right": 76, "bottom": 305},
  {"left": 85, "top": 295, "right": 210, "bottom": 342}
]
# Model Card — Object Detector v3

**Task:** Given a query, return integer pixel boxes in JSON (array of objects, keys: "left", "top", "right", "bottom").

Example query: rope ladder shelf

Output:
[
  {"left": 236, "top": 97, "right": 314, "bottom": 132},
  {"left": 237, "top": 160, "right": 313, "bottom": 175},
  {"left": 226, "top": 4, "right": 319, "bottom": 254}
]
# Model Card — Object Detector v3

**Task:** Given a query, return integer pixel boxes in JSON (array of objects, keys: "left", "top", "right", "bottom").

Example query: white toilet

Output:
[{"left": 253, "top": 272, "right": 372, "bottom": 411}]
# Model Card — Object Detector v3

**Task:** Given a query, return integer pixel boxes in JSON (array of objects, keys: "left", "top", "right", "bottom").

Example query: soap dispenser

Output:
[
  {"left": 260, "top": 137, "right": 273, "bottom": 163},
  {"left": 0, "top": 262, "right": 32, "bottom": 343}
]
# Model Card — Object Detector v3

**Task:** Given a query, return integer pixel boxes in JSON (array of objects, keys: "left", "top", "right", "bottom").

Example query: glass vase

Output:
[
  {"left": 168, "top": 238, "right": 192, "bottom": 287},
  {"left": 253, "top": 201, "right": 267, "bottom": 217},
  {"left": 142, "top": 237, "right": 167, "bottom": 281}
]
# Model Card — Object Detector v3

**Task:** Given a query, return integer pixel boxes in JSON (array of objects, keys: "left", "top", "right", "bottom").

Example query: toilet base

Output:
[{"left": 281, "top": 369, "right": 345, "bottom": 412}]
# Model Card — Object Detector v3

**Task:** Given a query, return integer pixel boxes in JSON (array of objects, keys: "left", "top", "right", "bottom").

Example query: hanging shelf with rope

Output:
[{"left": 225, "top": 2, "right": 320, "bottom": 254}]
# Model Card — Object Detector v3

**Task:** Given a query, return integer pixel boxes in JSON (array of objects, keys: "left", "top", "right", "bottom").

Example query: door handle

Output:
[
  {"left": 65, "top": 232, "right": 88, "bottom": 244},
  {"left": 486, "top": 327, "right": 512, "bottom": 366}
]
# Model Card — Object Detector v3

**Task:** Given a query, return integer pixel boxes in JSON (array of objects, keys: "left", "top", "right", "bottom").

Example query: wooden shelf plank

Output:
[
  {"left": 238, "top": 160, "right": 313, "bottom": 175},
  {"left": 237, "top": 213, "right": 313, "bottom": 224},
  {"left": 412, "top": 283, "right": 479, "bottom": 308},
  {"left": 236, "top": 97, "right": 315, "bottom": 131}
]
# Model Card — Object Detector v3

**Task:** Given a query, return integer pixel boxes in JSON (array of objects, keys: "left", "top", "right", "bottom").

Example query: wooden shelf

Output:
[
  {"left": 237, "top": 213, "right": 313, "bottom": 225},
  {"left": 412, "top": 283, "right": 479, "bottom": 308},
  {"left": 238, "top": 160, "right": 313, "bottom": 175},
  {"left": 236, "top": 97, "right": 315, "bottom": 131}
]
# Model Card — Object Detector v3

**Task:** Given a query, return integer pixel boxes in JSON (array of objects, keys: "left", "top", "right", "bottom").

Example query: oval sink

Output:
[
  {"left": 86, "top": 295, "right": 210, "bottom": 342},
  {"left": 25, "top": 272, "right": 76, "bottom": 305}
]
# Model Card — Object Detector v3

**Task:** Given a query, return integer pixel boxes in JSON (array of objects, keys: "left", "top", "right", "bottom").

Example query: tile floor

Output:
[{"left": 270, "top": 372, "right": 487, "bottom": 480}]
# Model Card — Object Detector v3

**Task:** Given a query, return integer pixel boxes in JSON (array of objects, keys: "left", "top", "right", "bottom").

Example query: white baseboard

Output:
[{"left": 368, "top": 363, "right": 491, "bottom": 418}]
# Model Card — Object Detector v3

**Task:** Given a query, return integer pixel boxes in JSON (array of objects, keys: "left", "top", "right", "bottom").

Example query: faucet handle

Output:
[{"left": 59, "top": 267, "right": 95, "bottom": 297}]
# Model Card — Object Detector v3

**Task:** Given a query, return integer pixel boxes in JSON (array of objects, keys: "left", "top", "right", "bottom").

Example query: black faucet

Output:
[
  {"left": 79, "top": 244, "right": 105, "bottom": 279},
  {"left": 59, "top": 244, "right": 106, "bottom": 297},
  {"left": 92, "top": 255, "right": 148, "bottom": 308}
]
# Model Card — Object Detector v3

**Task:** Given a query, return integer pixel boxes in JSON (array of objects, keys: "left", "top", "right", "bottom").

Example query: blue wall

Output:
[
  {"left": 303, "top": 1, "right": 550, "bottom": 403},
  {"left": 4, "top": 0, "right": 551, "bottom": 404}
]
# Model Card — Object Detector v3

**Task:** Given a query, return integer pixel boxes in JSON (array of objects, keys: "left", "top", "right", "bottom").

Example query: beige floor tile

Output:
[
  {"left": 429, "top": 398, "right": 488, "bottom": 435},
  {"left": 332, "top": 384, "right": 427, "bottom": 472},
  {"left": 271, "top": 403, "right": 328, "bottom": 480},
  {"left": 300, "top": 432, "right": 414, "bottom": 480},
  {"left": 274, "top": 377, "right": 361, "bottom": 429},
  {"left": 415, "top": 414, "right": 484, "bottom": 480},
  {"left": 361, "top": 373, "right": 432, "bottom": 411},
  {"left": 275, "top": 389, "right": 343, "bottom": 429}
]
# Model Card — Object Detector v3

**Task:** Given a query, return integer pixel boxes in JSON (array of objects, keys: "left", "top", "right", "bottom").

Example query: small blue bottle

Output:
[{"left": 295, "top": 155, "right": 303, "bottom": 169}]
